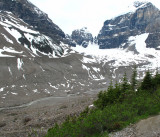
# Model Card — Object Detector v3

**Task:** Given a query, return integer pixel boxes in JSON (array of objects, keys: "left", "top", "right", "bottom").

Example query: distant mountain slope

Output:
[
  {"left": 97, "top": 2, "right": 160, "bottom": 50},
  {"left": 0, "top": 0, "right": 65, "bottom": 45},
  {"left": 0, "top": 11, "right": 64, "bottom": 57},
  {"left": 71, "top": 27, "right": 93, "bottom": 48}
]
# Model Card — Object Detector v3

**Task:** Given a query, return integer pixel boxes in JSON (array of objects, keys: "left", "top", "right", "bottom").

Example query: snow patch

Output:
[
  {"left": 8, "top": 67, "right": 12, "bottom": 75},
  {"left": 17, "top": 58, "right": 24, "bottom": 70},
  {"left": 0, "top": 87, "right": 4, "bottom": 92},
  {"left": 33, "top": 89, "right": 38, "bottom": 93},
  {"left": 11, "top": 92, "right": 18, "bottom": 95},
  {"left": 1, "top": 33, "right": 13, "bottom": 44}
]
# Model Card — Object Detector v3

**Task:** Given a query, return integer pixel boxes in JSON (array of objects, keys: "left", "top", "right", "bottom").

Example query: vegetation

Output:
[{"left": 46, "top": 68, "right": 160, "bottom": 137}]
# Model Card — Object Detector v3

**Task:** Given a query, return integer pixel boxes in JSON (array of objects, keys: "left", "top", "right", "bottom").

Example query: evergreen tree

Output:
[
  {"left": 121, "top": 72, "right": 130, "bottom": 92},
  {"left": 141, "top": 70, "right": 153, "bottom": 92},
  {"left": 131, "top": 66, "right": 138, "bottom": 91},
  {"left": 119, "top": 72, "right": 130, "bottom": 101},
  {"left": 152, "top": 69, "right": 160, "bottom": 91},
  {"left": 107, "top": 80, "right": 114, "bottom": 103}
]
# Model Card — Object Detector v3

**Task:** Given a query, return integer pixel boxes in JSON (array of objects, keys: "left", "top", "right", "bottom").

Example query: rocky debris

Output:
[
  {"left": 97, "top": 2, "right": 160, "bottom": 50},
  {"left": 0, "top": 94, "right": 96, "bottom": 137},
  {"left": 71, "top": 27, "right": 93, "bottom": 47}
]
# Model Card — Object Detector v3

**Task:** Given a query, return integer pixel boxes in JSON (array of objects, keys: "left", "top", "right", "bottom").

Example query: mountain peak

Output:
[
  {"left": 71, "top": 27, "right": 93, "bottom": 48},
  {"left": 133, "top": 1, "right": 148, "bottom": 8},
  {"left": 98, "top": 0, "right": 160, "bottom": 49}
]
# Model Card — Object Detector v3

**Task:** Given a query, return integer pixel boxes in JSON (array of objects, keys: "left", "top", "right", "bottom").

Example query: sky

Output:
[{"left": 29, "top": 0, "right": 160, "bottom": 36}]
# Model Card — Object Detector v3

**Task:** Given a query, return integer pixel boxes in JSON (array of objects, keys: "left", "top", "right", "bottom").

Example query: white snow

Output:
[
  {"left": 11, "top": 92, "right": 18, "bottom": 95},
  {"left": 82, "top": 57, "right": 97, "bottom": 64},
  {"left": 40, "top": 66, "right": 45, "bottom": 71},
  {"left": 33, "top": 89, "right": 38, "bottom": 93},
  {"left": 92, "top": 67, "right": 100, "bottom": 73},
  {"left": 44, "top": 89, "right": 50, "bottom": 94},
  {"left": 23, "top": 74, "right": 26, "bottom": 80},
  {"left": 1, "top": 33, "right": 13, "bottom": 44},
  {"left": 72, "top": 33, "right": 160, "bottom": 72},
  {"left": 5, "top": 28, "right": 21, "bottom": 44},
  {"left": 0, "top": 87, "right": 4, "bottom": 92},
  {"left": 17, "top": 58, "right": 24, "bottom": 70},
  {"left": 128, "top": 33, "right": 149, "bottom": 54},
  {"left": 8, "top": 67, "right": 12, "bottom": 75},
  {"left": 11, "top": 85, "right": 16, "bottom": 88},
  {"left": 0, "top": 47, "right": 22, "bottom": 57},
  {"left": 3, "top": 47, "right": 23, "bottom": 54}
]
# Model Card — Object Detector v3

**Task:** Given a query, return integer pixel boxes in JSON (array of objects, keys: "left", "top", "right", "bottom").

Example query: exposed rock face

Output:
[
  {"left": 0, "top": 0, "right": 66, "bottom": 45},
  {"left": 65, "top": 34, "right": 77, "bottom": 47},
  {"left": 71, "top": 27, "right": 93, "bottom": 47},
  {"left": 97, "top": 2, "right": 160, "bottom": 49},
  {"left": 0, "top": 11, "right": 64, "bottom": 57}
]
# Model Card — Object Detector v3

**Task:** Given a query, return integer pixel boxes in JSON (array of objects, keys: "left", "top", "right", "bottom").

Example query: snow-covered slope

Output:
[
  {"left": 72, "top": 33, "right": 160, "bottom": 72},
  {"left": 0, "top": 11, "right": 66, "bottom": 57}
]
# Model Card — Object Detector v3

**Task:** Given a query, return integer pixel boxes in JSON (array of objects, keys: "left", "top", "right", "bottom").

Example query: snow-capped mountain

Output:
[
  {"left": 0, "top": 0, "right": 73, "bottom": 57},
  {"left": 71, "top": 27, "right": 93, "bottom": 48},
  {"left": 0, "top": 11, "right": 65, "bottom": 57},
  {"left": 0, "top": 0, "right": 160, "bottom": 109},
  {"left": 97, "top": 1, "right": 160, "bottom": 50}
]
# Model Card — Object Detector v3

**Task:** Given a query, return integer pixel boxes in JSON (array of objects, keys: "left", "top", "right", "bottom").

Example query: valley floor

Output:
[
  {"left": 0, "top": 93, "right": 96, "bottom": 137},
  {"left": 1, "top": 94, "right": 159, "bottom": 137}
]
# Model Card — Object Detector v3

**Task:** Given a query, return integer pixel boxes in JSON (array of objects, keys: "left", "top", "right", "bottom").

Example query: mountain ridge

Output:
[{"left": 97, "top": 1, "right": 160, "bottom": 50}]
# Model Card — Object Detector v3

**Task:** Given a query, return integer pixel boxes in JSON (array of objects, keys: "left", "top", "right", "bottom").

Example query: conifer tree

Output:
[
  {"left": 152, "top": 68, "right": 160, "bottom": 91},
  {"left": 131, "top": 66, "right": 138, "bottom": 91},
  {"left": 141, "top": 70, "right": 153, "bottom": 92},
  {"left": 107, "top": 80, "right": 114, "bottom": 103},
  {"left": 121, "top": 72, "right": 130, "bottom": 92}
]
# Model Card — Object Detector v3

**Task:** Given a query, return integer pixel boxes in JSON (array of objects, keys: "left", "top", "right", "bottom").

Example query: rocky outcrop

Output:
[
  {"left": 0, "top": 0, "right": 66, "bottom": 45},
  {"left": 97, "top": 2, "right": 160, "bottom": 49},
  {"left": 71, "top": 27, "right": 93, "bottom": 47},
  {"left": 0, "top": 11, "right": 64, "bottom": 57}
]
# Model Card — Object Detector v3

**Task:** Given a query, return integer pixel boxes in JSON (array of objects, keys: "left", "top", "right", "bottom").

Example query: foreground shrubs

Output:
[{"left": 46, "top": 69, "right": 160, "bottom": 137}]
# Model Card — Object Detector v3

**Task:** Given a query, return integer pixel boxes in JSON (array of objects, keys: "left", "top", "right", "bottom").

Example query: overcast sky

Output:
[{"left": 29, "top": 0, "right": 160, "bottom": 36}]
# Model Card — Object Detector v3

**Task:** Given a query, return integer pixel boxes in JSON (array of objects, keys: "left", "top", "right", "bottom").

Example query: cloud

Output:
[{"left": 30, "top": 0, "right": 160, "bottom": 36}]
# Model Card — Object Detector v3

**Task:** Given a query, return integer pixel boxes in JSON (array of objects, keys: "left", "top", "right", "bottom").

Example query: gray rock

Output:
[
  {"left": 71, "top": 27, "right": 93, "bottom": 47},
  {"left": 0, "top": 0, "right": 68, "bottom": 46},
  {"left": 97, "top": 2, "right": 160, "bottom": 50}
]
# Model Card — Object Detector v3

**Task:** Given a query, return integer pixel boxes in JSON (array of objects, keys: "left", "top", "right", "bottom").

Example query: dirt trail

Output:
[{"left": 109, "top": 114, "right": 160, "bottom": 137}]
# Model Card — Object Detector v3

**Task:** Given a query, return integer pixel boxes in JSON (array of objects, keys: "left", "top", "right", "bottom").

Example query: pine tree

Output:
[
  {"left": 119, "top": 72, "right": 130, "bottom": 101},
  {"left": 141, "top": 70, "right": 153, "bottom": 92},
  {"left": 121, "top": 72, "right": 130, "bottom": 92},
  {"left": 131, "top": 66, "right": 138, "bottom": 91},
  {"left": 107, "top": 80, "right": 114, "bottom": 103},
  {"left": 152, "top": 68, "right": 160, "bottom": 91}
]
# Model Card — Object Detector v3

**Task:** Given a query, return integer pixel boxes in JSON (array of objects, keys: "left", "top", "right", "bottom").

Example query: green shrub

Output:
[{"left": 46, "top": 69, "right": 160, "bottom": 137}]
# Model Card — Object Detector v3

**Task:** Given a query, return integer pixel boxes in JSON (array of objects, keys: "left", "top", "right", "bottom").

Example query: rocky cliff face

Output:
[
  {"left": 0, "top": 0, "right": 66, "bottom": 45},
  {"left": 71, "top": 27, "right": 93, "bottom": 47},
  {"left": 0, "top": 10, "right": 65, "bottom": 57},
  {"left": 0, "top": 0, "right": 76, "bottom": 57},
  {"left": 97, "top": 2, "right": 160, "bottom": 50}
]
